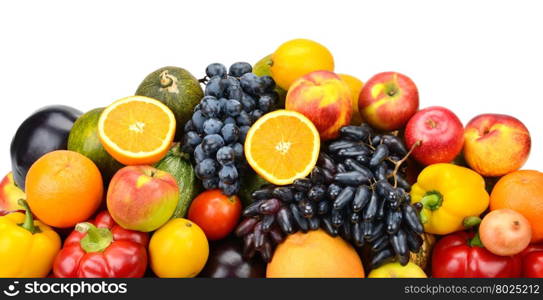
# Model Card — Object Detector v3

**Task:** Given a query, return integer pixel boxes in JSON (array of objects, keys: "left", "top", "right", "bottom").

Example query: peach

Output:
[
  {"left": 358, "top": 72, "right": 419, "bottom": 131},
  {"left": 0, "top": 172, "right": 25, "bottom": 215},
  {"left": 107, "top": 166, "right": 179, "bottom": 232},
  {"left": 286, "top": 71, "right": 352, "bottom": 140},
  {"left": 479, "top": 209, "right": 532, "bottom": 256},
  {"left": 464, "top": 114, "right": 531, "bottom": 177}
]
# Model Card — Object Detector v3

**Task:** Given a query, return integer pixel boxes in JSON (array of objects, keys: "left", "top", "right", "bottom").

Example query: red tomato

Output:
[{"left": 188, "top": 189, "right": 241, "bottom": 240}]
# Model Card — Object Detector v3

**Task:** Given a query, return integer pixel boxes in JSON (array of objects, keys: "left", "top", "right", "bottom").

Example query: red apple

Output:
[
  {"left": 358, "top": 72, "right": 419, "bottom": 131},
  {"left": 464, "top": 114, "right": 531, "bottom": 177},
  {"left": 404, "top": 106, "right": 464, "bottom": 165},
  {"left": 286, "top": 70, "right": 352, "bottom": 140},
  {"left": 107, "top": 165, "right": 179, "bottom": 232},
  {"left": 0, "top": 172, "right": 25, "bottom": 215}
]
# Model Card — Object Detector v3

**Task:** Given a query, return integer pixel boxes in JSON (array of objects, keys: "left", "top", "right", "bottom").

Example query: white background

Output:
[{"left": 1, "top": 0, "right": 541, "bottom": 172}]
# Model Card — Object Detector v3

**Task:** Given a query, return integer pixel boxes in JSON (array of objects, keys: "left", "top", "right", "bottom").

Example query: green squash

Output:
[
  {"left": 67, "top": 108, "right": 124, "bottom": 182},
  {"left": 154, "top": 143, "right": 200, "bottom": 218},
  {"left": 136, "top": 66, "right": 203, "bottom": 137},
  {"left": 253, "top": 54, "right": 287, "bottom": 108}
]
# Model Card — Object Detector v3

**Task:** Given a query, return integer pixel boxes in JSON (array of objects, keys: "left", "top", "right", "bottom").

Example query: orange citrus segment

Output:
[
  {"left": 98, "top": 96, "right": 176, "bottom": 165},
  {"left": 245, "top": 110, "right": 320, "bottom": 185}
]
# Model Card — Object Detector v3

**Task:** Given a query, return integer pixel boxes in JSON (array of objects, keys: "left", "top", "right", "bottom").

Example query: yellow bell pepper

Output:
[
  {"left": 410, "top": 163, "right": 489, "bottom": 235},
  {"left": 0, "top": 200, "right": 60, "bottom": 277}
]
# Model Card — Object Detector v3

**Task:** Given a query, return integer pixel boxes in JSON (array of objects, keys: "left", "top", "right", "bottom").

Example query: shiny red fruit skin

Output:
[
  {"left": 520, "top": 244, "right": 543, "bottom": 278},
  {"left": 432, "top": 231, "right": 522, "bottom": 278},
  {"left": 188, "top": 189, "right": 242, "bottom": 240},
  {"left": 53, "top": 211, "right": 149, "bottom": 278},
  {"left": 404, "top": 106, "right": 464, "bottom": 165}
]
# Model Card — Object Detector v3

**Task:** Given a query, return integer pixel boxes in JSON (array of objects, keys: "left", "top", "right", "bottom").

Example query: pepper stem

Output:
[
  {"left": 469, "top": 233, "right": 484, "bottom": 248},
  {"left": 76, "top": 222, "right": 113, "bottom": 253},
  {"left": 18, "top": 199, "right": 40, "bottom": 234},
  {"left": 463, "top": 216, "right": 482, "bottom": 228},
  {"left": 420, "top": 192, "right": 443, "bottom": 211}
]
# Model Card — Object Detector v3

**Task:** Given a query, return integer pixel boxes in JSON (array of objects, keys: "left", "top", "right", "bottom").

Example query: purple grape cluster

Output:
[
  {"left": 235, "top": 123, "right": 424, "bottom": 268},
  {"left": 183, "top": 62, "right": 278, "bottom": 195}
]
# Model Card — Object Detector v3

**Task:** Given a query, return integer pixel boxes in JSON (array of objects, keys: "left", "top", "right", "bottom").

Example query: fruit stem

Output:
[
  {"left": 76, "top": 222, "right": 113, "bottom": 253},
  {"left": 463, "top": 216, "right": 482, "bottom": 228},
  {"left": 469, "top": 233, "right": 484, "bottom": 248},
  {"left": 391, "top": 140, "right": 421, "bottom": 187},
  {"left": 18, "top": 199, "right": 40, "bottom": 234},
  {"left": 420, "top": 192, "right": 443, "bottom": 211}
]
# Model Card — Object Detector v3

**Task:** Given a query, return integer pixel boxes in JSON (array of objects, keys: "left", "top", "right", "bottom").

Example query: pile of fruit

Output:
[{"left": 1, "top": 38, "right": 542, "bottom": 278}]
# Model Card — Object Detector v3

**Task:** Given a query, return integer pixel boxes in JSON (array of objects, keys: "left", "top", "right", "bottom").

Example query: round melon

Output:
[
  {"left": 67, "top": 108, "right": 123, "bottom": 182},
  {"left": 135, "top": 66, "right": 203, "bottom": 137}
]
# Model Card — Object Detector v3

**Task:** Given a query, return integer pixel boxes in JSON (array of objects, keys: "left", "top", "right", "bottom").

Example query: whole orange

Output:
[
  {"left": 266, "top": 229, "right": 364, "bottom": 278},
  {"left": 26, "top": 150, "right": 103, "bottom": 228},
  {"left": 490, "top": 170, "right": 543, "bottom": 242}
]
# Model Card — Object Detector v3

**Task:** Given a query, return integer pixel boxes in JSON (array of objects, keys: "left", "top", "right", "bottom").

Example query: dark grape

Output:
[
  {"left": 340, "top": 126, "right": 370, "bottom": 140},
  {"left": 370, "top": 144, "right": 389, "bottom": 168},
  {"left": 239, "top": 126, "right": 250, "bottom": 141},
  {"left": 200, "top": 96, "right": 221, "bottom": 118},
  {"left": 226, "top": 100, "right": 242, "bottom": 117},
  {"left": 251, "top": 188, "right": 273, "bottom": 200},
  {"left": 239, "top": 73, "right": 260, "bottom": 95},
  {"left": 218, "top": 180, "right": 240, "bottom": 196},
  {"left": 191, "top": 110, "right": 206, "bottom": 133},
  {"left": 195, "top": 158, "right": 218, "bottom": 179},
  {"left": 272, "top": 187, "right": 294, "bottom": 202},
  {"left": 221, "top": 123, "right": 239, "bottom": 144},
  {"left": 201, "top": 134, "right": 224, "bottom": 154},
  {"left": 218, "top": 165, "right": 238, "bottom": 184},
  {"left": 260, "top": 76, "right": 275, "bottom": 92},
  {"left": 293, "top": 178, "right": 312, "bottom": 192},
  {"left": 352, "top": 186, "right": 371, "bottom": 212},
  {"left": 307, "top": 185, "right": 326, "bottom": 201},
  {"left": 259, "top": 198, "right": 282, "bottom": 215},
  {"left": 317, "top": 200, "right": 330, "bottom": 215},
  {"left": 258, "top": 94, "right": 274, "bottom": 112},
  {"left": 194, "top": 144, "right": 206, "bottom": 163},
  {"left": 206, "top": 63, "right": 227, "bottom": 78},
  {"left": 203, "top": 118, "right": 223, "bottom": 135},
  {"left": 184, "top": 131, "right": 202, "bottom": 149},
  {"left": 333, "top": 186, "right": 355, "bottom": 210},
  {"left": 276, "top": 207, "right": 294, "bottom": 234},
  {"left": 232, "top": 143, "right": 244, "bottom": 161},
  {"left": 205, "top": 76, "right": 224, "bottom": 98},
  {"left": 236, "top": 111, "right": 251, "bottom": 126},
  {"left": 202, "top": 177, "right": 219, "bottom": 189},
  {"left": 229, "top": 62, "right": 252, "bottom": 77},
  {"left": 240, "top": 93, "right": 256, "bottom": 112}
]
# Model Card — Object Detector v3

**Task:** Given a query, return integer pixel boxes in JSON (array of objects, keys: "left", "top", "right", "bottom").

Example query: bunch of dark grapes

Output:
[
  {"left": 235, "top": 123, "right": 424, "bottom": 268},
  {"left": 183, "top": 62, "right": 278, "bottom": 195}
]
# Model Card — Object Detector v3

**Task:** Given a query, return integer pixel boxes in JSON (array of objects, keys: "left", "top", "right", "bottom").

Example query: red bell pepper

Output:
[
  {"left": 432, "top": 231, "right": 522, "bottom": 278},
  {"left": 520, "top": 244, "right": 543, "bottom": 278},
  {"left": 53, "top": 211, "right": 149, "bottom": 278}
]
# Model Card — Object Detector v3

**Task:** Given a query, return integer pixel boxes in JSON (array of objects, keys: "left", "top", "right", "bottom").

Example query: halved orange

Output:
[
  {"left": 244, "top": 110, "right": 320, "bottom": 185},
  {"left": 98, "top": 96, "right": 176, "bottom": 165}
]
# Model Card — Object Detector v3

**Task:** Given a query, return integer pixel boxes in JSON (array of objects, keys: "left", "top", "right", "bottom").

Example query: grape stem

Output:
[
  {"left": 198, "top": 77, "right": 208, "bottom": 84},
  {"left": 389, "top": 140, "right": 421, "bottom": 188}
]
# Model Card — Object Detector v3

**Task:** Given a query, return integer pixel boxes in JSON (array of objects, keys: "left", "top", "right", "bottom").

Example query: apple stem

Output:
[{"left": 390, "top": 140, "right": 421, "bottom": 188}]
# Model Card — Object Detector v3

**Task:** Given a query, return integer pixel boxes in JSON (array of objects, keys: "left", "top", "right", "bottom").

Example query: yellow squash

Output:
[
  {"left": 410, "top": 163, "right": 489, "bottom": 235},
  {"left": 0, "top": 200, "right": 60, "bottom": 277}
]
